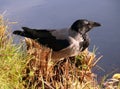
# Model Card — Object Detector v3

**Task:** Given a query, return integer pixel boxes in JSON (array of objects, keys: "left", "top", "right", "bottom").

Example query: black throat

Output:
[{"left": 80, "top": 33, "right": 90, "bottom": 51}]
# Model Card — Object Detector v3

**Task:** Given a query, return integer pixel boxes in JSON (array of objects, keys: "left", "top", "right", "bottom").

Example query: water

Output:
[{"left": 0, "top": 0, "right": 120, "bottom": 77}]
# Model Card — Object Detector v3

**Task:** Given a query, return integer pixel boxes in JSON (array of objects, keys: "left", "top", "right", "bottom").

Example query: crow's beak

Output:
[
  {"left": 93, "top": 22, "right": 101, "bottom": 27},
  {"left": 88, "top": 21, "right": 101, "bottom": 29}
]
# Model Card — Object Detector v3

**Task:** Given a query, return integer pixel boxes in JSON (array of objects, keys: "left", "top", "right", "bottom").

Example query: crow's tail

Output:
[{"left": 13, "top": 30, "right": 25, "bottom": 36}]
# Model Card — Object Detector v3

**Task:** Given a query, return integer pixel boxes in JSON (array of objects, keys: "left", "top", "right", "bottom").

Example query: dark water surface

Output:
[{"left": 0, "top": 0, "right": 120, "bottom": 77}]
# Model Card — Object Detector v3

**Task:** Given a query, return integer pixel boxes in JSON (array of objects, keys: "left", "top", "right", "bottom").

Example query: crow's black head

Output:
[{"left": 71, "top": 19, "right": 101, "bottom": 34}]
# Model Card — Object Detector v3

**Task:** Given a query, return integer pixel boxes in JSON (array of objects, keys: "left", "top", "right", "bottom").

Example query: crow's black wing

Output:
[
  {"left": 13, "top": 27, "right": 70, "bottom": 51},
  {"left": 13, "top": 27, "right": 56, "bottom": 39}
]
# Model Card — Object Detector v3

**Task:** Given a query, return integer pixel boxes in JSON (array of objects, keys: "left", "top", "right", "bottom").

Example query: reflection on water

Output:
[{"left": 0, "top": 0, "right": 120, "bottom": 76}]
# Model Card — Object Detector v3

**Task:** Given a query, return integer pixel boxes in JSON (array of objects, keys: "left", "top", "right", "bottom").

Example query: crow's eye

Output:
[{"left": 83, "top": 21, "right": 89, "bottom": 25}]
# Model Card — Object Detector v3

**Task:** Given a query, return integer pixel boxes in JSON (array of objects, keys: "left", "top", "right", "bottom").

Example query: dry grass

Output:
[
  {"left": 0, "top": 14, "right": 30, "bottom": 89},
  {"left": 23, "top": 38, "right": 101, "bottom": 89}
]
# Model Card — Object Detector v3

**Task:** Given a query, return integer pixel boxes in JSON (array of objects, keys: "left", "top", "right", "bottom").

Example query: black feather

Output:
[
  {"left": 13, "top": 30, "right": 24, "bottom": 36},
  {"left": 80, "top": 34, "right": 90, "bottom": 51}
]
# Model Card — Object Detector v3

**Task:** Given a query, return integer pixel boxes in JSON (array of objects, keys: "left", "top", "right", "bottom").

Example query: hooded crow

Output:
[{"left": 13, "top": 19, "right": 101, "bottom": 61}]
